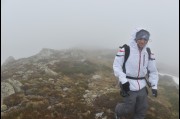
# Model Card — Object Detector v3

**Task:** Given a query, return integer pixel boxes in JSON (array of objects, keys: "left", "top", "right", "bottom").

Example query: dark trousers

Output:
[{"left": 115, "top": 87, "right": 148, "bottom": 119}]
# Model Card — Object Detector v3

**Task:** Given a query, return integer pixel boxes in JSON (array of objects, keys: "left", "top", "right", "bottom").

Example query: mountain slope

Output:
[{"left": 1, "top": 48, "right": 179, "bottom": 119}]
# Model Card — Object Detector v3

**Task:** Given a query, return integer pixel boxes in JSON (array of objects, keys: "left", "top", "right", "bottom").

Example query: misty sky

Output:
[{"left": 1, "top": 0, "right": 179, "bottom": 68}]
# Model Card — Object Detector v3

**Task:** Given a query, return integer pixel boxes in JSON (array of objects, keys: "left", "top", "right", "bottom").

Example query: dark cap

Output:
[{"left": 135, "top": 29, "right": 150, "bottom": 41}]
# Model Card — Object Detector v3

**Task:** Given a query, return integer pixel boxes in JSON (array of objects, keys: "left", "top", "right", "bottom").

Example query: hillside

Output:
[{"left": 1, "top": 48, "right": 179, "bottom": 119}]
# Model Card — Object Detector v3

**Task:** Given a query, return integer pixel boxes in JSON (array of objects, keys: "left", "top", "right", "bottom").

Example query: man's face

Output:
[{"left": 136, "top": 39, "right": 148, "bottom": 49}]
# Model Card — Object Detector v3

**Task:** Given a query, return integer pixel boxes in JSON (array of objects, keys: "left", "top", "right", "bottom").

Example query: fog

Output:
[{"left": 1, "top": 0, "right": 179, "bottom": 70}]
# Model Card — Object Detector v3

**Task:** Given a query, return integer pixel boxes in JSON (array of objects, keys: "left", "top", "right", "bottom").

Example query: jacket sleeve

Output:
[
  {"left": 113, "top": 48, "right": 128, "bottom": 84},
  {"left": 147, "top": 53, "right": 159, "bottom": 89}
]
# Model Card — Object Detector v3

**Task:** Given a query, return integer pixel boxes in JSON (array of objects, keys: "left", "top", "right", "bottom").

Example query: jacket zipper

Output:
[{"left": 137, "top": 50, "right": 141, "bottom": 90}]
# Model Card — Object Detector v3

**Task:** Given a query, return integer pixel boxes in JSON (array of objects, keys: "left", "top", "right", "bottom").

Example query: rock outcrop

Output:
[{"left": 1, "top": 82, "right": 15, "bottom": 100}]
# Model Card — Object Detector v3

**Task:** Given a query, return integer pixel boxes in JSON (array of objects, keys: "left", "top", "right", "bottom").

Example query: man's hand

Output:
[
  {"left": 152, "top": 89, "right": 157, "bottom": 97},
  {"left": 122, "top": 82, "right": 130, "bottom": 92}
]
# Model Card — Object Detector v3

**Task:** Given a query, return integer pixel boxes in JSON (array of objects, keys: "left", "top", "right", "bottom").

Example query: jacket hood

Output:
[{"left": 129, "top": 27, "right": 149, "bottom": 50}]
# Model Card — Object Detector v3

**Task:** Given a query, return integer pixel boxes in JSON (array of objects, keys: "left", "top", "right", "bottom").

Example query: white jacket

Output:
[{"left": 113, "top": 28, "right": 159, "bottom": 91}]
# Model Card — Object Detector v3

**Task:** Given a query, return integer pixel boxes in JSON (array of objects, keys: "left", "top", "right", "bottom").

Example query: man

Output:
[{"left": 113, "top": 28, "right": 159, "bottom": 119}]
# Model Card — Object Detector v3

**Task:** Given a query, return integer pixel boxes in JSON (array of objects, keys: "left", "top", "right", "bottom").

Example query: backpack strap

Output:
[
  {"left": 119, "top": 44, "right": 130, "bottom": 73},
  {"left": 146, "top": 47, "right": 151, "bottom": 60},
  {"left": 146, "top": 47, "right": 155, "bottom": 78},
  {"left": 146, "top": 47, "right": 155, "bottom": 60}
]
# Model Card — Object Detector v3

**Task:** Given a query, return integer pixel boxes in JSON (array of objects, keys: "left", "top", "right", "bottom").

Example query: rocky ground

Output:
[{"left": 1, "top": 48, "right": 179, "bottom": 119}]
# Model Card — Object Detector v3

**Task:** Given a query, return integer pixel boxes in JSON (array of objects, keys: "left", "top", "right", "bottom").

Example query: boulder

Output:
[
  {"left": 1, "top": 104, "right": 7, "bottom": 112},
  {"left": 1, "top": 82, "right": 15, "bottom": 100},
  {"left": 6, "top": 79, "right": 23, "bottom": 92}
]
